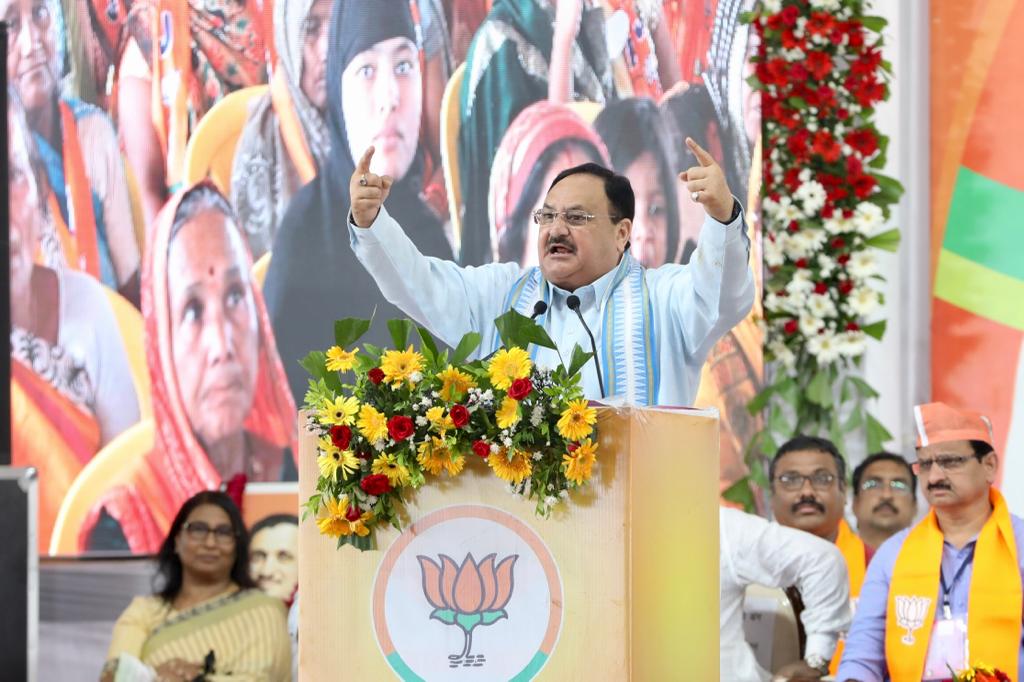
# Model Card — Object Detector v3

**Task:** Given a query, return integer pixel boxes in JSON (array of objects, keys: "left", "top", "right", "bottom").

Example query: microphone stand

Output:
[{"left": 566, "top": 295, "right": 605, "bottom": 399}]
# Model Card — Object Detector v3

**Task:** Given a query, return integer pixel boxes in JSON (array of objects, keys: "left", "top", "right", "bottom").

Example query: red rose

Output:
[
  {"left": 345, "top": 505, "right": 362, "bottom": 522},
  {"left": 846, "top": 322, "right": 860, "bottom": 331},
  {"left": 508, "top": 377, "right": 533, "bottom": 401},
  {"left": 472, "top": 440, "right": 491, "bottom": 458},
  {"left": 567, "top": 442, "right": 579, "bottom": 453},
  {"left": 837, "top": 254, "right": 851, "bottom": 265},
  {"left": 831, "top": 237, "right": 847, "bottom": 249},
  {"left": 368, "top": 367, "right": 385, "bottom": 385},
  {"left": 330, "top": 424, "right": 352, "bottom": 450},
  {"left": 812, "top": 130, "right": 842, "bottom": 163},
  {"left": 450, "top": 404, "right": 470, "bottom": 428},
  {"left": 794, "top": 258, "right": 808, "bottom": 269},
  {"left": 387, "top": 415, "right": 414, "bottom": 441},
  {"left": 839, "top": 280, "right": 855, "bottom": 295},
  {"left": 360, "top": 473, "right": 392, "bottom": 496},
  {"left": 854, "top": 174, "right": 878, "bottom": 199},
  {"left": 822, "top": 205, "right": 835, "bottom": 219},
  {"left": 805, "top": 51, "right": 833, "bottom": 80},
  {"left": 780, "top": 5, "right": 799, "bottom": 26},
  {"left": 845, "top": 128, "right": 879, "bottom": 156},
  {"left": 783, "top": 319, "right": 799, "bottom": 335},
  {"left": 814, "top": 281, "right": 828, "bottom": 295}
]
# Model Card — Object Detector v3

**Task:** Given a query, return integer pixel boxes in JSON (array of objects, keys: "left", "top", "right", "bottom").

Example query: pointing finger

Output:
[
  {"left": 356, "top": 146, "right": 375, "bottom": 174},
  {"left": 686, "top": 137, "right": 715, "bottom": 167}
]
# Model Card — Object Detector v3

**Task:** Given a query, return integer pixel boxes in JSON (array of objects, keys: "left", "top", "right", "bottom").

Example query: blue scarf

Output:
[{"left": 499, "top": 252, "right": 659, "bottom": 405}]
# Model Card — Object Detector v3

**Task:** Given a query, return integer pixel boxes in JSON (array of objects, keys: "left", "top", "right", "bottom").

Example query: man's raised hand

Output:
[
  {"left": 350, "top": 146, "right": 394, "bottom": 228},
  {"left": 678, "top": 137, "right": 735, "bottom": 223}
]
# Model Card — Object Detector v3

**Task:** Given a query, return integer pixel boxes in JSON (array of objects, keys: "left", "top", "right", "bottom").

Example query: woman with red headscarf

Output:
[
  {"left": 488, "top": 101, "right": 609, "bottom": 266},
  {"left": 81, "top": 181, "right": 297, "bottom": 553}
]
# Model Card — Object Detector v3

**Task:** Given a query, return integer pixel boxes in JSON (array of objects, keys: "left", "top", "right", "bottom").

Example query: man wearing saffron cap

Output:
[
  {"left": 346, "top": 140, "right": 754, "bottom": 407},
  {"left": 837, "top": 402, "right": 1024, "bottom": 682}
]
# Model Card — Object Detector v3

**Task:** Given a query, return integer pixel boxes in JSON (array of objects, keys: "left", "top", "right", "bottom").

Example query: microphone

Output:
[
  {"left": 530, "top": 300, "right": 548, "bottom": 320},
  {"left": 566, "top": 295, "right": 606, "bottom": 399}
]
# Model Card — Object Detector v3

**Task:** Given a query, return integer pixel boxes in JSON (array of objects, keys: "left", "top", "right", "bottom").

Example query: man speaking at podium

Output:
[{"left": 347, "top": 139, "right": 754, "bottom": 406}]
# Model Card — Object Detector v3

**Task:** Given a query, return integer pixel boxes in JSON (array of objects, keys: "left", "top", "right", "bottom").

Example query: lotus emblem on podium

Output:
[{"left": 417, "top": 553, "right": 518, "bottom": 668}]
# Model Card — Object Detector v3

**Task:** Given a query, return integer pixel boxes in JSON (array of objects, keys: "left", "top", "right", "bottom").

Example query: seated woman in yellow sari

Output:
[
  {"left": 81, "top": 181, "right": 297, "bottom": 553},
  {"left": 8, "top": 92, "right": 140, "bottom": 553},
  {"left": 102, "top": 491, "right": 290, "bottom": 681}
]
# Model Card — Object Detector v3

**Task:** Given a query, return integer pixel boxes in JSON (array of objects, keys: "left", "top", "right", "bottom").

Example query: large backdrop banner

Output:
[
  {"left": 8, "top": 0, "right": 760, "bottom": 556},
  {"left": 929, "top": 0, "right": 1024, "bottom": 511}
]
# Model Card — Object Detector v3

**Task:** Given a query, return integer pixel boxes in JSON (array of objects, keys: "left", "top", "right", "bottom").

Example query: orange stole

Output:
[
  {"left": 269, "top": 69, "right": 316, "bottom": 184},
  {"left": 885, "top": 489, "right": 1021, "bottom": 682},
  {"left": 829, "top": 519, "right": 867, "bottom": 675},
  {"left": 56, "top": 102, "right": 102, "bottom": 278},
  {"left": 10, "top": 360, "right": 101, "bottom": 553}
]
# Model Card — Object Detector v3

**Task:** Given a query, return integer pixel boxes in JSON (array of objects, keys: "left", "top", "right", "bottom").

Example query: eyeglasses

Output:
[
  {"left": 531, "top": 209, "right": 618, "bottom": 227},
  {"left": 183, "top": 521, "right": 238, "bottom": 545},
  {"left": 859, "top": 478, "right": 912, "bottom": 494},
  {"left": 911, "top": 453, "right": 982, "bottom": 475},
  {"left": 775, "top": 471, "right": 837, "bottom": 492}
]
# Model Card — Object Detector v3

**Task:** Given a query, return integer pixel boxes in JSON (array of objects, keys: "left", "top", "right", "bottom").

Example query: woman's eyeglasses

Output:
[{"left": 183, "top": 521, "right": 238, "bottom": 545}]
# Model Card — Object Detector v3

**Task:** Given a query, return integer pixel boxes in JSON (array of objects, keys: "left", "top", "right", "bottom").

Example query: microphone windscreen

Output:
[
  {"left": 566, "top": 295, "right": 581, "bottom": 311},
  {"left": 533, "top": 300, "right": 548, "bottom": 316}
]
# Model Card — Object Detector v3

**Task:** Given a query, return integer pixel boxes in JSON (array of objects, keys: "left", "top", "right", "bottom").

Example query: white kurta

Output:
[
  {"left": 349, "top": 206, "right": 754, "bottom": 406},
  {"left": 719, "top": 507, "right": 852, "bottom": 682}
]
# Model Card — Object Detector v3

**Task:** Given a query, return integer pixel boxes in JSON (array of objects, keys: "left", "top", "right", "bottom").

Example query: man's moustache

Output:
[
  {"left": 873, "top": 501, "right": 898, "bottom": 514},
  {"left": 792, "top": 497, "right": 825, "bottom": 514},
  {"left": 927, "top": 482, "right": 952, "bottom": 491}
]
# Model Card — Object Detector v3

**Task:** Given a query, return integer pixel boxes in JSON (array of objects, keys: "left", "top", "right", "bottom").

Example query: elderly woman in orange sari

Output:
[
  {"left": 488, "top": 101, "right": 609, "bottom": 267},
  {"left": 81, "top": 181, "right": 297, "bottom": 553},
  {"left": 118, "top": 0, "right": 269, "bottom": 227},
  {"left": 8, "top": 92, "right": 141, "bottom": 552},
  {"left": 5, "top": 0, "right": 141, "bottom": 303}
]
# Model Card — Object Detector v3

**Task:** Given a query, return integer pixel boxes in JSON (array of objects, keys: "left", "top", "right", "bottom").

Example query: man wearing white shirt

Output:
[
  {"left": 720, "top": 507, "right": 852, "bottom": 681},
  {"left": 347, "top": 139, "right": 754, "bottom": 406}
]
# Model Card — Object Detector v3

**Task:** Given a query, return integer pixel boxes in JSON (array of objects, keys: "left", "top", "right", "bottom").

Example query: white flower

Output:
[
  {"left": 786, "top": 269, "right": 815, "bottom": 296},
  {"left": 560, "top": 489, "right": 570, "bottom": 499},
  {"left": 807, "top": 331, "right": 842, "bottom": 364},
  {"left": 854, "top": 202, "right": 884, "bottom": 235},
  {"left": 545, "top": 495, "right": 558, "bottom": 507},
  {"left": 806, "top": 293, "right": 838, "bottom": 319},
  {"left": 848, "top": 251, "right": 879, "bottom": 280},
  {"left": 810, "top": 0, "right": 841, "bottom": 10},
  {"left": 765, "top": 292, "right": 785, "bottom": 314},
  {"left": 795, "top": 181, "right": 827, "bottom": 215},
  {"left": 524, "top": 479, "right": 532, "bottom": 497},
  {"left": 838, "top": 330, "right": 867, "bottom": 357},
  {"left": 824, "top": 214, "right": 855, "bottom": 235},
  {"left": 415, "top": 416, "right": 428, "bottom": 427},
  {"left": 768, "top": 340, "right": 797, "bottom": 371},
  {"left": 776, "top": 197, "right": 805, "bottom": 222},
  {"left": 765, "top": 236, "right": 785, "bottom": 267},
  {"left": 532, "top": 451, "right": 543, "bottom": 461},
  {"left": 409, "top": 371, "right": 423, "bottom": 384},
  {"left": 782, "top": 232, "right": 812, "bottom": 260},
  {"left": 848, "top": 287, "right": 881, "bottom": 316},
  {"left": 530, "top": 404, "right": 545, "bottom": 427},
  {"left": 799, "top": 312, "right": 821, "bottom": 337},
  {"left": 490, "top": 443, "right": 501, "bottom": 453},
  {"left": 503, "top": 436, "right": 513, "bottom": 447},
  {"left": 763, "top": 0, "right": 781, "bottom": 12},
  {"left": 817, "top": 254, "right": 837, "bottom": 278},
  {"left": 781, "top": 47, "right": 806, "bottom": 61}
]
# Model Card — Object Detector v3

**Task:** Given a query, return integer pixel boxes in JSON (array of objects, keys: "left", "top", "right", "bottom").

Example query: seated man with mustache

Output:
[
  {"left": 838, "top": 403, "right": 1024, "bottom": 682},
  {"left": 769, "top": 435, "right": 869, "bottom": 678},
  {"left": 346, "top": 137, "right": 754, "bottom": 407},
  {"left": 851, "top": 452, "right": 918, "bottom": 552}
]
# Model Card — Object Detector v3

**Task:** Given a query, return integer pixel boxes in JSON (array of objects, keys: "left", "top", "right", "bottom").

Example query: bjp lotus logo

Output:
[{"left": 417, "top": 552, "right": 518, "bottom": 668}]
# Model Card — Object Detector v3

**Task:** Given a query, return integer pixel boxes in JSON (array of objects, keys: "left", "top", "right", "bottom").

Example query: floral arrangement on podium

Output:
[
  {"left": 729, "top": 0, "right": 905, "bottom": 507},
  {"left": 945, "top": 663, "right": 1012, "bottom": 682},
  {"left": 300, "top": 313, "right": 599, "bottom": 550}
]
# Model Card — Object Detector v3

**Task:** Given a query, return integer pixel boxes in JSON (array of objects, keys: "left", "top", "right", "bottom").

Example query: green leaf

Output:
[
  {"left": 566, "top": 344, "right": 593, "bottom": 378},
  {"left": 768, "top": 405, "right": 790, "bottom": 439},
  {"left": 301, "top": 351, "right": 328, "bottom": 381},
  {"left": 337, "top": 533, "right": 374, "bottom": 551},
  {"left": 843, "top": 408, "right": 864, "bottom": 433},
  {"left": 777, "top": 377, "right": 799, "bottom": 406},
  {"left": 747, "top": 385, "right": 776, "bottom": 415},
  {"left": 861, "top": 320, "right": 887, "bottom": 340},
  {"left": 865, "top": 413, "right": 893, "bottom": 453},
  {"left": 455, "top": 612, "right": 482, "bottom": 633},
  {"left": 481, "top": 609, "right": 508, "bottom": 626},
  {"left": 334, "top": 318, "right": 372, "bottom": 349},
  {"left": 873, "top": 174, "right": 905, "bottom": 205},
  {"left": 452, "top": 331, "right": 482, "bottom": 365},
  {"left": 865, "top": 228, "right": 901, "bottom": 252},
  {"left": 787, "top": 96, "right": 807, "bottom": 110},
  {"left": 416, "top": 326, "right": 439, "bottom": 365},
  {"left": 847, "top": 376, "right": 880, "bottom": 399},
  {"left": 721, "top": 477, "right": 757, "bottom": 513},
  {"left": 493, "top": 309, "right": 558, "bottom": 351},
  {"left": 860, "top": 15, "right": 888, "bottom": 32},
  {"left": 430, "top": 608, "right": 457, "bottom": 625},
  {"left": 738, "top": 10, "right": 756, "bottom": 24},
  {"left": 806, "top": 371, "right": 833, "bottom": 407},
  {"left": 388, "top": 319, "right": 414, "bottom": 350}
]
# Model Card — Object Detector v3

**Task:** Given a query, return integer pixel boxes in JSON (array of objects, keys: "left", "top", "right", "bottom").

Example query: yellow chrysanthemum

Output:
[
  {"left": 372, "top": 453, "right": 411, "bottom": 487},
  {"left": 437, "top": 365, "right": 476, "bottom": 401},
  {"left": 318, "top": 395, "right": 359, "bottom": 426},
  {"left": 557, "top": 399, "right": 597, "bottom": 441},
  {"left": 562, "top": 438, "right": 598, "bottom": 485},
  {"left": 417, "top": 437, "right": 463, "bottom": 477},
  {"left": 316, "top": 495, "right": 373, "bottom": 538},
  {"left": 496, "top": 396, "right": 521, "bottom": 429},
  {"left": 487, "top": 347, "right": 532, "bottom": 390},
  {"left": 317, "top": 437, "right": 359, "bottom": 480},
  {"left": 357, "top": 404, "right": 388, "bottom": 442},
  {"left": 380, "top": 345, "right": 425, "bottom": 386},
  {"left": 325, "top": 346, "right": 358, "bottom": 372},
  {"left": 488, "top": 448, "right": 532, "bottom": 484},
  {"left": 425, "top": 406, "right": 454, "bottom": 433}
]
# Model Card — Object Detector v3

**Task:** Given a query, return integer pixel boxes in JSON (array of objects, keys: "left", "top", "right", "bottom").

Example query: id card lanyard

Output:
[{"left": 939, "top": 545, "right": 976, "bottom": 620}]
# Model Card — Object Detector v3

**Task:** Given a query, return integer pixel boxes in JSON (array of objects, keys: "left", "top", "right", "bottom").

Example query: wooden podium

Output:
[{"left": 298, "top": 407, "right": 720, "bottom": 680}]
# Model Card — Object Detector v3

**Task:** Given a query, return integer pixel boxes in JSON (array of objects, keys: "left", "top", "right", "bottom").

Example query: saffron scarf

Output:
[
  {"left": 51, "top": 101, "right": 102, "bottom": 278},
  {"left": 885, "top": 489, "right": 1021, "bottom": 681},
  {"left": 829, "top": 518, "right": 867, "bottom": 675},
  {"left": 502, "top": 251, "right": 659, "bottom": 405}
]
